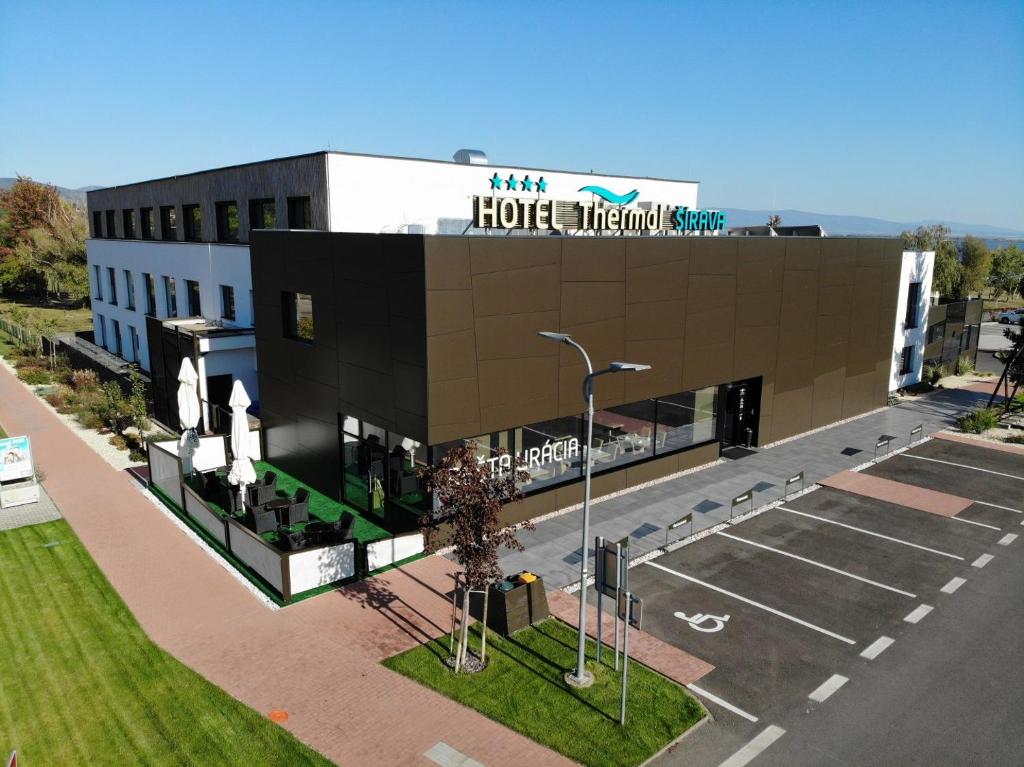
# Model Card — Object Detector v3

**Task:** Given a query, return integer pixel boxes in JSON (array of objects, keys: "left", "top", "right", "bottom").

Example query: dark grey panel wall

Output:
[
  {"left": 87, "top": 153, "right": 329, "bottom": 243},
  {"left": 252, "top": 231, "right": 426, "bottom": 499}
]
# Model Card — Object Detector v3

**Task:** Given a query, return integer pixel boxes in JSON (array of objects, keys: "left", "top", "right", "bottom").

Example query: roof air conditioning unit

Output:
[{"left": 453, "top": 149, "right": 488, "bottom": 165}]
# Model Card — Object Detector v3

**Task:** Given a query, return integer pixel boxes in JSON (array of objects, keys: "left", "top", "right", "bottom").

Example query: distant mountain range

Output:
[
  {"left": 719, "top": 207, "right": 1024, "bottom": 240},
  {"left": 0, "top": 177, "right": 102, "bottom": 207}
]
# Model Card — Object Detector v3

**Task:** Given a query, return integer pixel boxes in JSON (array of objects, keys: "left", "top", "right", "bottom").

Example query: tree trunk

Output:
[
  {"left": 455, "top": 587, "right": 471, "bottom": 673},
  {"left": 480, "top": 586, "right": 489, "bottom": 666}
]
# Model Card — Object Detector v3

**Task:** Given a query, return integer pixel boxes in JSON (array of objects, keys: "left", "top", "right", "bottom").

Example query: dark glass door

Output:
[{"left": 719, "top": 377, "right": 761, "bottom": 447}]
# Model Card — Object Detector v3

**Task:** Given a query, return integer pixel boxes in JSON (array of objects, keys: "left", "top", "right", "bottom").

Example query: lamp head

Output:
[
  {"left": 609, "top": 361, "right": 651, "bottom": 373},
  {"left": 538, "top": 331, "right": 572, "bottom": 343}
]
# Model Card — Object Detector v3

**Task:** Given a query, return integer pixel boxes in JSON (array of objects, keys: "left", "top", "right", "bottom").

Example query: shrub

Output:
[
  {"left": 71, "top": 368, "right": 99, "bottom": 390},
  {"left": 108, "top": 434, "right": 128, "bottom": 450},
  {"left": 76, "top": 409, "right": 104, "bottom": 430},
  {"left": 922, "top": 363, "right": 945, "bottom": 386},
  {"left": 954, "top": 355, "right": 975, "bottom": 376},
  {"left": 18, "top": 367, "right": 52, "bottom": 385},
  {"left": 129, "top": 449, "right": 147, "bottom": 463},
  {"left": 44, "top": 385, "right": 70, "bottom": 408},
  {"left": 956, "top": 407, "right": 999, "bottom": 434}
]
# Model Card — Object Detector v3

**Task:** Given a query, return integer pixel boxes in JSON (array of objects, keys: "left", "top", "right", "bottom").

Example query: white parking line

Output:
[
  {"left": 718, "top": 725, "right": 787, "bottom": 767},
  {"left": 973, "top": 500, "right": 1023, "bottom": 514},
  {"left": 972, "top": 553, "right": 994, "bottom": 568},
  {"left": 941, "top": 576, "right": 966, "bottom": 594},
  {"left": 904, "top": 604, "right": 933, "bottom": 623},
  {"left": 860, "top": 636, "right": 894, "bottom": 660},
  {"left": 686, "top": 683, "right": 759, "bottom": 723},
  {"left": 645, "top": 561, "right": 857, "bottom": 644},
  {"left": 716, "top": 531, "right": 917, "bottom": 597},
  {"left": 776, "top": 506, "right": 965, "bottom": 561},
  {"left": 998, "top": 533, "right": 1018, "bottom": 546},
  {"left": 950, "top": 516, "right": 1001, "bottom": 531},
  {"left": 808, "top": 674, "right": 848, "bottom": 702},
  {"left": 900, "top": 453, "right": 1024, "bottom": 481}
]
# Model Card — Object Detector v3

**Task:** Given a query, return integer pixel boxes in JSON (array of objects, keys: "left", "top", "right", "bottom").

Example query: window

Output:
[
  {"left": 122, "top": 209, "right": 136, "bottom": 239},
  {"left": 107, "top": 267, "right": 118, "bottom": 306},
  {"left": 111, "top": 319, "right": 122, "bottom": 357},
  {"left": 186, "top": 279, "right": 201, "bottom": 316},
  {"left": 160, "top": 205, "right": 178, "bottom": 240},
  {"left": 96, "top": 315, "right": 106, "bottom": 348},
  {"left": 249, "top": 198, "right": 276, "bottom": 230},
  {"left": 92, "top": 211, "right": 102, "bottom": 237},
  {"left": 590, "top": 400, "right": 658, "bottom": 473},
  {"left": 140, "top": 207, "right": 154, "bottom": 239},
  {"left": 927, "top": 321, "right": 945, "bottom": 344},
  {"left": 124, "top": 269, "right": 136, "bottom": 310},
  {"left": 220, "top": 284, "right": 236, "bottom": 321},
  {"left": 105, "top": 210, "right": 116, "bottom": 238},
  {"left": 282, "top": 291, "right": 314, "bottom": 342},
  {"left": 143, "top": 273, "right": 157, "bottom": 316},
  {"left": 129, "top": 326, "right": 140, "bottom": 363},
  {"left": 92, "top": 264, "right": 102, "bottom": 300},
  {"left": 654, "top": 387, "right": 719, "bottom": 453},
  {"left": 287, "top": 196, "right": 311, "bottom": 229},
  {"left": 905, "top": 281, "right": 922, "bottom": 329},
  {"left": 215, "top": 201, "right": 239, "bottom": 242},
  {"left": 900, "top": 346, "right": 914, "bottom": 376},
  {"left": 183, "top": 204, "right": 202, "bottom": 241},
  {"left": 163, "top": 276, "right": 177, "bottom": 317}
]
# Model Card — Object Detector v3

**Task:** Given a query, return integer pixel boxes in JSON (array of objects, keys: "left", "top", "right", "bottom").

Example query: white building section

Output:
[{"left": 890, "top": 250, "right": 934, "bottom": 391}]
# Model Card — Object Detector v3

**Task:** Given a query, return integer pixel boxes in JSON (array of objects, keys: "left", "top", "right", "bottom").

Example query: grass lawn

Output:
[
  {"left": 0, "top": 519, "right": 335, "bottom": 766},
  {"left": 0, "top": 295, "right": 93, "bottom": 335},
  {"left": 383, "top": 619, "right": 704, "bottom": 767}
]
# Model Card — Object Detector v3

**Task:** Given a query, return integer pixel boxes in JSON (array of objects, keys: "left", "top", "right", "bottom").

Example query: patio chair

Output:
[
  {"left": 246, "top": 471, "right": 278, "bottom": 508},
  {"left": 279, "top": 528, "right": 309, "bottom": 551},
  {"left": 251, "top": 505, "right": 278, "bottom": 535},
  {"left": 286, "top": 488, "right": 310, "bottom": 526}
]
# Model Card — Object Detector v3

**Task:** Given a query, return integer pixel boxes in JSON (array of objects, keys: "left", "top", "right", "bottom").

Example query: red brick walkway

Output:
[
  {"left": 0, "top": 364, "right": 572, "bottom": 767},
  {"left": 934, "top": 431, "right": 1024, "bottom": 456},
  {"left": 819, "top": 469, "right": 972, "bottom": 517},
  {"left": 548, "top": 590, "right": 714, "bottom": 685}
]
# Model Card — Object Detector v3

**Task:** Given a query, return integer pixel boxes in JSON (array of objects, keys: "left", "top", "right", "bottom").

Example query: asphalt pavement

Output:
[{"left": 979, "top": 321, "right": 1015, "bottom": 352}]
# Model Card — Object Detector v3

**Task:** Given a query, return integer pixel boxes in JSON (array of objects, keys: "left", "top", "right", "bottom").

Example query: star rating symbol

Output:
[
  {"left": 537, "top": 176, "right": 548, "bottom": 193},
  {"left": 522, "top": 175, "right": 534, "bottom": 192},
  {"left": 506, "top": 174, "right": 519, "bottom": 191},
  {"left": 489, "top": 172, "right": 503, "bottom": 190}
]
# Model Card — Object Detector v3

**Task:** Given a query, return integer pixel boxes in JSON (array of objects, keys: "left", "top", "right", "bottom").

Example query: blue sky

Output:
[{"left": 1, "top": 0, "right": 1021, "bottom": 228}]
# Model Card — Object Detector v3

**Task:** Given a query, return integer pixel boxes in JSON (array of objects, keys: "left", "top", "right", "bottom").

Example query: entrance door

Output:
[
  {"left": 206, "top": 374, "right": 234, "bottom": 434},
  {"left": 720, "top": 377, "right": 761, "bottom": 447}
]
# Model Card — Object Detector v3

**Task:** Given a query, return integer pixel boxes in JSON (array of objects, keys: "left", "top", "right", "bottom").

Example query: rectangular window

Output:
[
  {"left": 92, "top": 264, "right": 102, "bottom": 300},
  {"left": 185, "top": 279, "right": 201, "bottom": 316},
  {"left": 220, "top": 284, "right": 236, "bottom": 321},
  {"left": 111, "top": 319, "right": 122, "bottom": 357},
  {"left": 92, "top": 211, "right": 102, "bottom": 237},
  {"left": 107, "top": 267, "right": 118, "bottom": 306},
  {"left": 96, "top": 315, "right": 106, "bottom": 348},
  {"left": 905, "top": 281, "right": 922, "bottom": 329},
  {"left": 215, "top": 201, "right": 239, "bottom": 242},
  {"left": 143, "top": 273, "right": 157, "bottom": 316},
  {"left": 140, "top": 207, "right": 154, "bottom": 239},
  {"left": 282, "top": 291, "right": 314, "bottom": 342},
  {"left": 900, "top": 346, "right": 914, "bottom": 376},
  {"left": 105, "top": 210, "right": 116, "bottom": 238},
  {"left": 164, "top": 276, "right": 177, "bottom": 317},
  {"left": 926, "top": 321, "right": 945, "bottom": 344},
  {"left": 183, "top": 204, "right": 202, "bottom": 241},
  {"left": 124, "top": 269, "right": 136, "bottom": 310},
  {"left": 249, "top": 198, "right": 276, "bottom": 231},
  {"left": 129, "top": 325, "right": 140, "bottom": 363},
  {"left": 287, "top": 196, "right": 311, "bottom": 229},
  {"left": 655, "top": 387, "right": 719, "bottom": 453},
  {"left": 160, "top": 205, "right": 178, "bottom": 240},
  {"left": 591, "top": 400, "right": 658, "bottom": 473},
  {"left": 122, "top": 209, "right": 136, "bottom": 239}
]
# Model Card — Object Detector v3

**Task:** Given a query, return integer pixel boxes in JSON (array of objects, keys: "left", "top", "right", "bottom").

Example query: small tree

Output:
[
  {"left": 420, "top": 442, "right": 533, "bottom": 672},
  {"left": 767, "top": 214, "right": 782, "bottom": 228}
]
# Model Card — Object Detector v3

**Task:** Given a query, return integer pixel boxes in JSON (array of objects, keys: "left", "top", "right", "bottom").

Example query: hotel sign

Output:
[{"left": 473, "top": 174, "right": 725, "bottom": 233}]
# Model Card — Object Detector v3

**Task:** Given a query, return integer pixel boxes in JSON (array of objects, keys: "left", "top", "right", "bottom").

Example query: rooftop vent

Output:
[{"left": 453, "top": 149, "right": 488, "bottom": 165}]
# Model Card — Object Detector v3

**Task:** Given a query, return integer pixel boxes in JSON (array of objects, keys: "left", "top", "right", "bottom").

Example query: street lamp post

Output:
[{"left": 538, "top": 331, "right": 650, "bottom": 688}]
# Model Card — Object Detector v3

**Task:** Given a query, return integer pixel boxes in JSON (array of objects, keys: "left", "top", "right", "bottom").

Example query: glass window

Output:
[
  {"left": 927, "top": 321, "right": 945, "bottom": 344},
  {"left": 905, "top": 281, "right": 921, "bottom": 329},
  {"left": 96, "top": 314, "right": 106, "bottom": 348},
  {"left": 111, "top": 319, "right": 122, "bottom": 356},
  {"left": 160, "top": 205, "right": 178, "bottom": 240},
  {"left": 140, "top": 207, "right": 154, "bottom": 239},
  {"left": 185, "top": 279, "right": 201, "bottom": 316},
  {"left": 282, "top": 291, "right": 314, "bottom": 342},
  {"left": 92, "top": 264, "right": 102, "bottom": 300},
  {"left": 248, "top": 198, "right": 276, "bottom": 230},
  {"left": 591, "top": 400, "right": 657, "bottom": 472},
  {"left": 122, "top": 209, "right": 136, "bottom": 239},
  {"left": 124, "top": 269, "right": 135, "bottom": 310},
  {"left": 105, "top": 210, "right": 116, "bottom": 238},
  {"left": 107, "top": 267, "right": 118, "bottom": 305},
  {"left": 656, "top": 386, "right": 718, "bottom": 453},
  {"left": 183, "top": 204, "right": 202, "bottom": 241},
  {"left": 92, "top": 211, "right": 102, "bottom": 237},
  {"left": 287, "top": 196, "right": 311, "bottom": 229},
  {"left": 129, "top": 325, "right": 140, "bottom": 363},
  {"left": 163, "top": 276, "right": 177, "bottom": 317},
  {"left": 900, "top": 346, "right": 913, "bottom": 375},
  {"left": 220, "top": 284, "right": 235, "bottom": 321},
  {"left": 143, "top": 273, "right": 157, "bottom": 316},
  {"left": 215, "top": 201, "right": 239, "bottom": 242}
]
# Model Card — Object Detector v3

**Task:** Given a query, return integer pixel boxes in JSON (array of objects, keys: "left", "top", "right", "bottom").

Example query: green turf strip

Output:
[
  {"left": 0, "top": 519, "right": 335, "bottom": 766},
  {"left": 383, "top": 618, "right": 704, "bottom": 767}
]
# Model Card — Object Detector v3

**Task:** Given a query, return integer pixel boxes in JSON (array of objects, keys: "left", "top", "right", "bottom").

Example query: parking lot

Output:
[{"left": 624, "top": 436, "right": 1023, "bottom": 766}]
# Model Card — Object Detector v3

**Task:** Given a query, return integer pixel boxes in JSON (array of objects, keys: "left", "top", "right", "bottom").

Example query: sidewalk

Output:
[
  {"left": 0, "top": 363, "right": 571, "bottom": 767},
  {"left": 499, "top": 386, "right": 992, "bottom": 588}
]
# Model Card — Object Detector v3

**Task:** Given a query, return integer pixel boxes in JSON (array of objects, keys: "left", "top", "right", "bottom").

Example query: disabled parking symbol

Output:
[{"left": 675, "top": 611, "right": 730, "bottom": 633}]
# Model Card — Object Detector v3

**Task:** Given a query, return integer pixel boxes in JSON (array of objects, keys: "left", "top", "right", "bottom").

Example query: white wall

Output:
[
  {"left": 890, "top": 251, "right": 935, "bottom": 391},
  {"left": 327, "top": 154, "right": 701, "bottom": 234}
]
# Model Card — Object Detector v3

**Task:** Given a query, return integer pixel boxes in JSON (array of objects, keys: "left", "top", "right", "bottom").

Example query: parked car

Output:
[{"left": 996, "top": 309, "right": 1024, "bottom": 324}]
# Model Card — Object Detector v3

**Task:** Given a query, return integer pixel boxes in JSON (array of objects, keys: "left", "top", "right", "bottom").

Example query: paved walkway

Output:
[
  {"left": 820, "top": 470, "right": 971, "bottom": 517},
  {"left": 500, "top": 387, "right": 993, "bottom": 588},
  {"left": 0, "top": 364, "right": 571, "bottom": 767},
  {"left": 0, "top": 484, "right": 62, "bottom": 531}
]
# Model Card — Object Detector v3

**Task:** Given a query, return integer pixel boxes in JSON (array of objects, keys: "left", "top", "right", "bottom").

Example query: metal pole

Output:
[
  {"left": 595, "top": 535, "right": 604, "bottom": 665},
  {"left": 570, "top": 340, "right": 596, "bottom": 687},
  {"left": 613, "top": 541, "right": 621, "bottom": 671},
  {"left": 620, "top": 592, "right": 631, "bottom": 726}
]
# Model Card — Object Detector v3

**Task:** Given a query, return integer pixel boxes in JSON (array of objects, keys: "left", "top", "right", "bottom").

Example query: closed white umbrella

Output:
[
  {"left": 226, "top": 380, "right": 256, "bottom": 510},
  {"left": 177, "top": 358, "right": 201, "bottom": 476}
]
